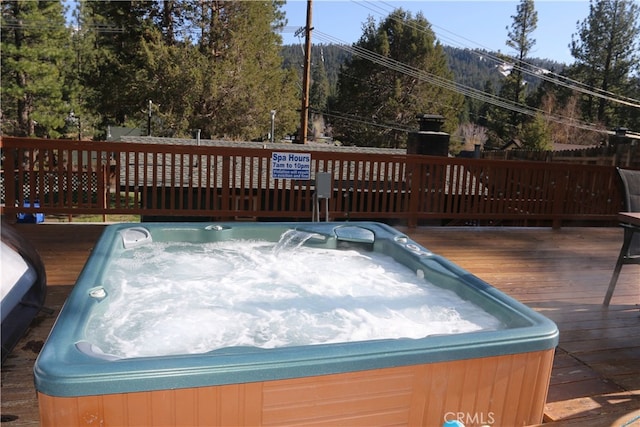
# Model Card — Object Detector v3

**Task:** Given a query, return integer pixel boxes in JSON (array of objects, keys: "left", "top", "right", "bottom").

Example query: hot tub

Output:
[
  {"left": 35, "top": 222, "right": 558, "bottom": 426},
  {"left": 2, "top": 222, "right": 47, "bottom": 363}
]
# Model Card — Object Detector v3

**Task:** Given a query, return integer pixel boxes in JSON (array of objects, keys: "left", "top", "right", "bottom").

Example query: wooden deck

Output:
[{"left": 1, "top": 220, "right": 639, "bottom": 426}]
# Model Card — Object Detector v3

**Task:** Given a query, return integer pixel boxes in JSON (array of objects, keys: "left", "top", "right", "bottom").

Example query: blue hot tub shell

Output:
[{"left": 34, "top": 222, "right": 559, "bottom": 426}]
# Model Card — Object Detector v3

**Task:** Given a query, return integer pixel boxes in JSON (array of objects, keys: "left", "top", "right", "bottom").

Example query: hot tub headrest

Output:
[
  {"left": 119, "top": 227, "right": 152, "bottom": 249},
  {"left": 295, "top": 224, "right": 377, "bottom": 244},
  {"left": 332, "top": 225, "right": 375, "bottom": 244},
  {"left": 75, "top": 341, "right": 122, "bottom": 361}
]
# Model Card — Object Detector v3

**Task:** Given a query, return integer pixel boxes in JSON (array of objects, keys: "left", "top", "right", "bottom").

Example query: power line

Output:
[
  {"left": 355, "top": 0, "right": 640, "bottom": 109},
  {"left": 312, "top": 108, "right": 413, "bottom": 133},
  {"left": 315, "top": 30, "right": 607, "bottom": 134},
  {"left": 2, "top": 18, "right": 125, "bottom": 33}
]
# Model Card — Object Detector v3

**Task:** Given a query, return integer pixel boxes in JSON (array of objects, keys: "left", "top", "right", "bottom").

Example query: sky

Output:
[{"left": 280, "top": 1, "right": 596, "bottom": 64}]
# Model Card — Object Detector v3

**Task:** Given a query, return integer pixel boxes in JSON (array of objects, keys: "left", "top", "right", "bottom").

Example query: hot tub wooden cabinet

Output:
[{"left": 35, "top": 222, "right": 558, "bottom": 426}]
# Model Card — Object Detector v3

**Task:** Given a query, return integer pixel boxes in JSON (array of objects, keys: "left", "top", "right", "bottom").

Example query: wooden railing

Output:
[
  {"left": 483, "top": 143, "right": 639, "bottom": 168},
  {"left": 1, "top": 136, "right": 623, "bottom": 227}
]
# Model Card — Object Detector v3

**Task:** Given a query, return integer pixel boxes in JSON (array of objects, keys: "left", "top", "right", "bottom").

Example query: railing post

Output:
[
  {"left": 4, "top": 146, "right": 17, "bottom": 214},
  {"left": 101, "top": 164, "right": 108, "bottom": 221},
  {"left": 221, "top": 155, "right": 231, "bottom": 218},
  {"left": 407, "top": 157, "right": 421, "bottom": 228},
  {"left": 551, "top": 170, "right": 569, "bottom": 229}
]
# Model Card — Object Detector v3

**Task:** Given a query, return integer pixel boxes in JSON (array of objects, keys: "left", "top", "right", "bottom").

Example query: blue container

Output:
[{"left": 17, "top": 201, "right": 44, "bottom": 223}]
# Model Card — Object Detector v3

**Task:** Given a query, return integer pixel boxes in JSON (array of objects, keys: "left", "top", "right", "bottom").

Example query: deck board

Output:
[{"left": 1, "top": 221, "right": 639, "bottom": 426}]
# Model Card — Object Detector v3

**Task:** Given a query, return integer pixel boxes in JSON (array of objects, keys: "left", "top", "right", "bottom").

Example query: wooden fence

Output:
[{"left": 0, "top": 137, "right": 624, "bottom": 227}]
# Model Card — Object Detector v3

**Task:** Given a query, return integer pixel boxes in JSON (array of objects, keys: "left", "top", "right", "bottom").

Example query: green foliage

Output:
[
  {"left": 310, "top": 54, "right": 330, "bottom": 112},
  {"left": 616, "top": 75, "right": 640, "bottom": 130},
  {"left": 442, "top": 48, "right": 504, "bottom": 92},
  {"left": 331, "top": 9, "right": 464, "bottom": 148},
  {"left": 194, "top": 1, "right": 297, "bottom": 139},
  {"left": 281, "top": 43, "right": 352, "bottom": 97},
  {"left": 521, "top": 113, "right": 553, "bottom": 150},
  {"left": 282, "top": 44, "right": 566, "bottom": 143},
  {"left": 494, "top": 0, "right": 538, "bottom": 141},
  {"left": 79, "top": 0, "right": 156, "bottom": 130},
  {"left": 139, "top": 32, "right": 201, "bottom": 136},
  {"left": 72, "top": 0, "right": 297, "bottom": 140},
  {"left": 1, "top": 0, "right": 74, "bottom": 137},
  {"left": 506, "top": 0, "right": 538, "bottom": 60},
  {"left": 3, "top": 0, "right": 637, "bottom": 144},
  {"left": 2, "top": 0, "right": 297, "bottom": 141},
  {"left": 568, "top": 0, "right": 640, "bottom": 127}
]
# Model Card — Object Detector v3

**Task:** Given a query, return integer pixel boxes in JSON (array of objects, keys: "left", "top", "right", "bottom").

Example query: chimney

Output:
[{"left": 406, "top": 114, "right": 450, "bottom": 156}]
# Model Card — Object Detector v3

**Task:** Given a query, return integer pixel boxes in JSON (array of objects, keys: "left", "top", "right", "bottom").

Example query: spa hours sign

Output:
[{"left": 271, "top": 152, "right": 311, "bottom": 180}]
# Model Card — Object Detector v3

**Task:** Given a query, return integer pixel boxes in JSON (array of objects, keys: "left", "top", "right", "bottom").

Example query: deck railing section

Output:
[{"left": 1, "top": 137, "right": 622, "bottom": 226}]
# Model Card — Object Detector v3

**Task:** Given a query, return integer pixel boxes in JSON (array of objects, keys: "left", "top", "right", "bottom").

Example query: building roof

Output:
[{"left": 120, "top": 136, "right": 405, "bottom": 155}]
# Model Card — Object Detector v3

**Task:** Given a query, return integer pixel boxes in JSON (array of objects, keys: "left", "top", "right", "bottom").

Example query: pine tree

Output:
[
  {"left": 1, "top": 0, "right": 74, "bottom": 137},
  {"left": 78, "top": 0, "right": 152, "bottom": 129},
  {"left": 74, "top": 0, "right": 298, "bottom": 140},
  {"left": 501, "top": 0, "right": 538, "bottom": 139},
  {"left": 568, "top": 0, "right": 640, "bottom": 127},
  {"left": 309, "top": 48, "right": 330, "bottom": 113},
  {"left": 521, "top": 112, "right": 552, "bottom": 150},
  {"left": 505, "top": 0, "right": 537, "bottom": 104},
  {"left": 191, "top": 0, "right": 297, "bottom": 139},
  {"left": 332, "top": 9, "right": 463, "bottom": 148},
  {"left": 138, "top": 27, "right": 202, "bottom": 137},
  {"left": 616, "top": 75, "right": 640, "bottom": 130}
]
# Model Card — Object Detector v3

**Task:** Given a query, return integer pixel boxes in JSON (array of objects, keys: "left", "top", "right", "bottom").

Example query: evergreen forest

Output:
[{"left": 2, "top": 0, "right": 639, "bottom": 151}]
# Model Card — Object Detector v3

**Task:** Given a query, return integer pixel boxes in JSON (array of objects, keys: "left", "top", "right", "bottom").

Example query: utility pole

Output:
[{"left": 299, "top": 0, "right": 312, "bottom": 144}]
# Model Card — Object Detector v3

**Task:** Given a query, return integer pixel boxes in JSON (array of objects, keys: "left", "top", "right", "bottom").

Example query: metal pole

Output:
[
  {"left": 147, "top": 100, "right": 152, "bottom": 136},
  {"left": 299, "top": 0, "right": 312, "bottom": 144},
  {"left": 270, "top": 110, "right": 276, "bottom": 143}
]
